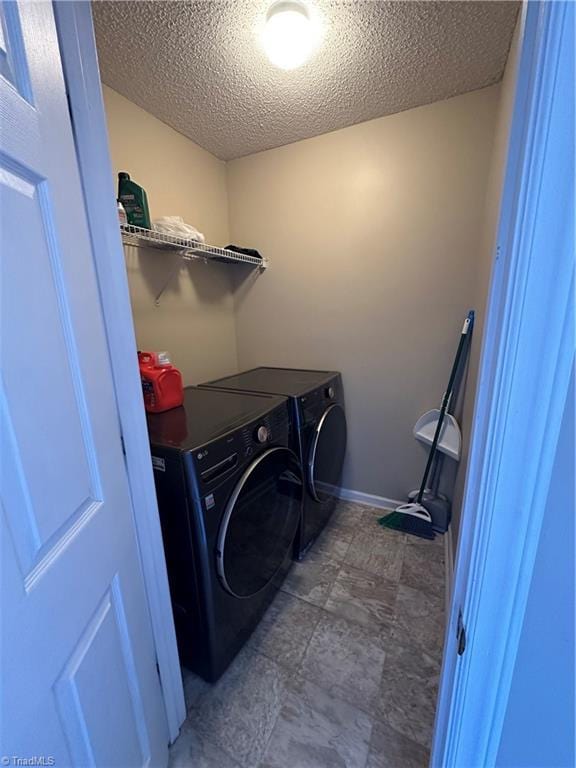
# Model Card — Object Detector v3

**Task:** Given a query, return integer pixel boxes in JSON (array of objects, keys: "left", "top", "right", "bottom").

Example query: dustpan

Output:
[{"left": 413, "top": 409, "right": 461, "bottom": 460}]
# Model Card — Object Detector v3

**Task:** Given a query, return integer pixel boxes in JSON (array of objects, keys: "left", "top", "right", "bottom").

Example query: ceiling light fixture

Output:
[{"left": 261, "top": 1, "right": 321, "bottom": 70}]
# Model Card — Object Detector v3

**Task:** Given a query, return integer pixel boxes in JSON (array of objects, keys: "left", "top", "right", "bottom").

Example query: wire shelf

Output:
[
  {"left": 120, "top": 223, "right": 267, "bottom": 305},
  {"left": 120, "top": 224, "right": 268, "bottom": 269}
]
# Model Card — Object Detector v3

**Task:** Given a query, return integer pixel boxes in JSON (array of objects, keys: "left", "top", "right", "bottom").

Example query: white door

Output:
[{"left": 0, "top": 2, "right": 169, "bottom": 765}]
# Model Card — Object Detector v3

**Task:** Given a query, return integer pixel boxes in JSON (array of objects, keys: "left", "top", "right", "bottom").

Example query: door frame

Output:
[
  {"left": 432, "top": 1, "right": 574, "bottom": 765},
  {"left": 49, "top": 0, "right": 573, "bottom": 753},
  {"left": 53, "top": 2, "right": 185, "bottom": 742}
]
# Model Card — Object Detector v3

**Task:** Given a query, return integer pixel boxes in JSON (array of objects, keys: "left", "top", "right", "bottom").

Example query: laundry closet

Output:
[{"left": 92, "top": 2, "right": 521, "bottom": 765}]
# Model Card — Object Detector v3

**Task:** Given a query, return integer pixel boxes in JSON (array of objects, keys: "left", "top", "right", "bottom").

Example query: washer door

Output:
[
  {"left": 308, "top": 404, "right": 347, "bottom": 502},
  {"left": 217, "top": 447, "right": 302, "bottom": 598}
]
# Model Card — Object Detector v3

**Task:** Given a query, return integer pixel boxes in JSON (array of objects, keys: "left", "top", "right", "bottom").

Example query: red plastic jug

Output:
[{"left": 138, "top": 351, "right": 184, "bottom": 413}]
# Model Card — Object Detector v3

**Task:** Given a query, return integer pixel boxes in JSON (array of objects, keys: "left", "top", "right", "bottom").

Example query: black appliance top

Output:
[
  {"left": 146, "top": 386, "right": 286, "bottom": 451},
  {"left": 203, "top": 367, "right": 338, "bottom": 398}
]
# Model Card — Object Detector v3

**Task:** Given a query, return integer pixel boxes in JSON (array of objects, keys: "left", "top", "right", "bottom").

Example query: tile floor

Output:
[{"left": 169, "top": 501, "right": 446, "bottom": 768}]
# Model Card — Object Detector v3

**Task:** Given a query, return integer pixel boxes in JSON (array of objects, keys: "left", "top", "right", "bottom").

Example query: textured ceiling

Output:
[{"left": 93, "top": 0, "right": 519, "bottom": 160}]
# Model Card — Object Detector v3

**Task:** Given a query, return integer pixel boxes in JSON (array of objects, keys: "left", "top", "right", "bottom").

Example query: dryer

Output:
[
  {"left": 201, "top": 368, "right": 347, "bottom": 559},
  {"left": 147, "top": 386, "right": 302, "bottom": 682}
]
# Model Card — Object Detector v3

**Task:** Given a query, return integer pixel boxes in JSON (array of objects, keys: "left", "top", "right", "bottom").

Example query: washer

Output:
[
  {"left": 201, "top": 368, "right": 347, "bottom": 559},
  {"left": 147, "top": 386, "right": 302, "bottom": 682}
]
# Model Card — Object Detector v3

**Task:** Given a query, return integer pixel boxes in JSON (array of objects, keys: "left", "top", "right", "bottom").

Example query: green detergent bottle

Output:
[{"left": 118, "top": 172, "right": 151, "bottom": 229}]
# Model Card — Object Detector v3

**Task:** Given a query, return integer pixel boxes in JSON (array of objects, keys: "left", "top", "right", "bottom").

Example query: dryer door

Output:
[
  {"left": 308, "top": 404, "right": 347, "bottom": 502},
  {"left": 217, "top": 447, "right": 302, "bottom": 598}
]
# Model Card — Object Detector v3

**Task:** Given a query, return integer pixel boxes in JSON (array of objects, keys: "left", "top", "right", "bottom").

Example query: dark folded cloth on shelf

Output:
[{"left": 225, "top": 244, "right": 262, "bottom": 261}]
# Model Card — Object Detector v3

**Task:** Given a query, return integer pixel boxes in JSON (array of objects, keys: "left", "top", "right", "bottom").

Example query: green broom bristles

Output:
[
  {"left": 378, "top": 510, "right": 403, "bottom": 528},
  {"left": 377, "top": 507, "right": 436, "bottom": 540}
]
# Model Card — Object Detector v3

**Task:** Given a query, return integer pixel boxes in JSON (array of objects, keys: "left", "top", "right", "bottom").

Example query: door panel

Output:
[
  {"left": 0, "top": 2, "right": 168, "bottom": 763},
  {"left": 55, "top": 579, "right": 150, "bottom": 768},
  {"left": 2, "top": 162, "right": 99, "bottom": 568},
  {"left": 0, "top": 0, "right": 31, "bottom": 100}
]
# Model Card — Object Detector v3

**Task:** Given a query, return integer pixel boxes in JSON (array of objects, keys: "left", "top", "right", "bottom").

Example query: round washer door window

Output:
[
  {"left": 308, "top": 404, "right": 347, "bottom": 502},
  {"left": 217, "top": 447, "right": 302, "bottom": 598}
]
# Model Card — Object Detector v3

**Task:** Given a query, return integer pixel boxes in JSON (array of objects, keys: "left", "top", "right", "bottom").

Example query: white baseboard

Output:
[
  {"left": 444, "top": 524, "right": 455, "bottom": 618},
  {"left": 334, "top": 486, "right": 404, "bottom": 511}
]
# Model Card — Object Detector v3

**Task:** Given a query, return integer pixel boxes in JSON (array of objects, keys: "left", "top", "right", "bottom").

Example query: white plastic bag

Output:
[{"left": 152, "top": 216, "right": 205, "bottom": 243}]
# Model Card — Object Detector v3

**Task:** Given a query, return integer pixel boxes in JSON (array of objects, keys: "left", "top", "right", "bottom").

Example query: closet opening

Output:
[{"left": 91, "top": 2, "right": 522, "bottom": 766}]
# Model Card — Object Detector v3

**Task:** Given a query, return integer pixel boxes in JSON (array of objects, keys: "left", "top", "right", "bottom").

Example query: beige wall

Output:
[
  {"left": 103, "top": 75, "right": 515, "bottom": 511},
  {"left": 227, "top": 86, "right": 501, "bottom": 500},
  {"left": 451, "top": 18, "right": 522, "bottom": 547},
  {"left": 102, "top": 85, "right": 237, "bottom": 385}
]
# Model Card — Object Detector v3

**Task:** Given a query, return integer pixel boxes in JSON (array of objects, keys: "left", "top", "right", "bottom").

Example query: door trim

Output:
[
  {"left": 53, "top": 2, "right": 185, "bottom": 742},
  {"left": 432, "top": 2, "right": 574, "bottom": 765}
]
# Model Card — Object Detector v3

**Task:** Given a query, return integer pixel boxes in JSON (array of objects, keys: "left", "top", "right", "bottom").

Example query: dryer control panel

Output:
[{"left": 299, "top": 375, "right": 344, "bottom": 426}]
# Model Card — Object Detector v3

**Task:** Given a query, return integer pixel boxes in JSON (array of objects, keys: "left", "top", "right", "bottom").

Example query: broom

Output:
[{"left": 379, "top": 311, "right": 474, "bottom": 539}]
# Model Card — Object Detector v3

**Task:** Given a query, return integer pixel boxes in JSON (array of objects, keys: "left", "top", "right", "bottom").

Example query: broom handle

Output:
[{"left": 417, "top": 311, "right": 474, "bottom": 505}]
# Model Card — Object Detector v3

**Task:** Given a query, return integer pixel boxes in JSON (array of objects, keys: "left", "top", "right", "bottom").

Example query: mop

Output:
[{"left": 379, "top": 310, "right": 474, "bottom": 539}]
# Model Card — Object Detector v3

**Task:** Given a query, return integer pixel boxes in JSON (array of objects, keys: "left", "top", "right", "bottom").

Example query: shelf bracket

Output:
[{"left": 154, "top": 255, "right": 184, "bottom": 306}]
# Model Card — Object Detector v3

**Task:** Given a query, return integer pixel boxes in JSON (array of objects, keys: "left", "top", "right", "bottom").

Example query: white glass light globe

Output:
[{"left": 262, "top": 1, "right": 319, "bottom": 70}]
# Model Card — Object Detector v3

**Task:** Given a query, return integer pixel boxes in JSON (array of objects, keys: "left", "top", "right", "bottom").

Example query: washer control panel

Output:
[{"left": 194, "top": 400, "right": 291, "bottom": 485}]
